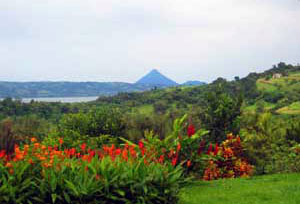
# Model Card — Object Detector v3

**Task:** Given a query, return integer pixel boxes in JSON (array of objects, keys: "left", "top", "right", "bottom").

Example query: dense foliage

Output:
[
  {"left": 1, "top": 62, "right": 300, "bottom": 203},
  {"left": 0, "top": 115, "right": 253, "bottom": 203}
]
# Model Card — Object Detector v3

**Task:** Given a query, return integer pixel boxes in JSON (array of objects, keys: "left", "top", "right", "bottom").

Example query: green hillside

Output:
[
  {"left": 257, "top": 72, "right": 300, "bottom": 93},
  {"left": 255, "top": 71, "right": 300, "bottom": 115}
]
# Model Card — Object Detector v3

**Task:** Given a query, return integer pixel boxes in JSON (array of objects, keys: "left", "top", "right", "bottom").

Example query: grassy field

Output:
[
  {"left": 180, "top": 173, "right": 300, "bottom": 204},
  {"left": 136, "top": 104, "right": 154, "bottom": 114},
  {"left": 244, "top": 101, "right": 276, "bottom": 112}
]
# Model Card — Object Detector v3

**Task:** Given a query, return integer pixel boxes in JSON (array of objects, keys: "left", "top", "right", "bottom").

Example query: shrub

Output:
[
  {"left": 59, "top": 107, "right": 125, "bottom": 146},
  {"left": 203, "top": 134, "right": 253, "bottom": 180}
]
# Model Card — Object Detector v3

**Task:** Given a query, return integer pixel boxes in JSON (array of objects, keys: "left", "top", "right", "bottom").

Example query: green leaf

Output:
[
  {"left": 65, "top": 180, "right": 79, "bottom": 196},
  {"left": 119, "top": 137, "right": 136, "bottom": 146},
  {"left": 51, "top": 193, "right": 57, "bottom": 204}
]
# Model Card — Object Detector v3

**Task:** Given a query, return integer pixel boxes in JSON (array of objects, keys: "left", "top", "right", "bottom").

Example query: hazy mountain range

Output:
[{"left": 0, "top": 70, "right": 206, "bottom": 98}]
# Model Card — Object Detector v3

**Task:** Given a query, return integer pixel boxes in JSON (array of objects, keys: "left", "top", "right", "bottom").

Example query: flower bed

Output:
[
  {"left": 0, "top": 115, "right": 253, "bottom": 203},
  {"left": 0, "top": 138, "right": 184, "bottom": 203}
]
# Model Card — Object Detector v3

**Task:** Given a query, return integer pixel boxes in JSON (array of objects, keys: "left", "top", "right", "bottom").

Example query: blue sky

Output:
[{"left": 0, "top": 0, "right": 300, "bottom": 83}]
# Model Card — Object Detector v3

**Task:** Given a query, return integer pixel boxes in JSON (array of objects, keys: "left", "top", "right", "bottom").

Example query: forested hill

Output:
[
  {"left": 96, "top": 62, "right": 300, "bottom": 115},
  {"left": 0, "top": 82, "right": 161, "bottom": 98}
]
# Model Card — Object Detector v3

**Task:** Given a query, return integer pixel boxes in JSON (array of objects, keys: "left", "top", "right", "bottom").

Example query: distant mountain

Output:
[
  {"left": 0, "top": 82, "right": 156, "bottom": 98},
  {"left": 181, "top": 80, "right": 206, "bottom": 86},
  {"left": 136, "top": 69, "right": 178, "bottom": 87}
]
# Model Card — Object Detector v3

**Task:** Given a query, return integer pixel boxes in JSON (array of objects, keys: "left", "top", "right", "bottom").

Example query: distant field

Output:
[
  {"left": 254, "top": 72, "right": 300, "bottom": 115},
  {"left": 180, "top": 173, "right": 300, "bottom": 204},
  {"left": 276, "top": 102, "right": 300, "bottom": 115},
  {"left": 136, "top": 104, "right": 154, "bottom": 114},
  {"left": 257, "top": 71, "right": 300, "bottom": 93}
]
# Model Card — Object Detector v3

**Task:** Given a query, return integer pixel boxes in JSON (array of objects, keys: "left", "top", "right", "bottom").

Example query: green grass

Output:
[
  {"left": 136, "top": 104, "right": 154, "bottom": 114},
  {"left": 244, "top": 102, "right": 276, "bottom": 112},
  {"left": 179, "top": 174, "right": 300, "bottom": 204},
  {"left": 257, "top": 79, "right": 278, "bottom": 92}
]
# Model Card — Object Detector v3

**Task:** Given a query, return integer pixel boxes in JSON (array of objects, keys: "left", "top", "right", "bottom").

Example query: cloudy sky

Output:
[{"left": 0, "top": 0, "right": 299, "bottom": 83}]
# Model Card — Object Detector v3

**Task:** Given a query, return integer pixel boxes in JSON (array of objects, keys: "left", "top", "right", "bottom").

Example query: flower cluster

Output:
[
  {"left": 203, "top": 134, "right": 253, "bottom": 181},
  {"left": 0, "top": 123, "right": 253, "bottom": 182},
  {"left": 0, "top": 137, "right": 182, "bottom": 177}
]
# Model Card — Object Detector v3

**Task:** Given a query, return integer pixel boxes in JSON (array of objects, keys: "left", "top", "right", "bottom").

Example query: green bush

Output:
[{"left": 59, "top": 107, "right": 125, "bottom": 146}]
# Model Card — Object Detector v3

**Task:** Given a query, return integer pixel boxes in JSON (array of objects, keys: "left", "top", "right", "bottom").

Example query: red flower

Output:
[
  {"left": 115, "top": 148, "right": 122, "bottom": 156},
  {"left": 236, "top": 136, "right": 241, "bottom": 143},
  {"left": 171, "top": 157, "right": 178, "bottom": 166},
  {"left": 158, "top": 155, "right": 164, "bottom": 164},
  {"left": 138, "top": 141, "right": 144, "bottom": 149},
  {"left": 70, "top": 148, "right": 76, "bottom": 157},
  {"left": 198, "top": 140, "right": 206, "bottom": 155},
  {"left": 187, "top": 160, "right": 192, "bottom": 168},
  {"left": 168, "top": 149, "right": 175, "bottom": 158},
  {"left": 129, "top": 145, "right": 137, "bottom": 158},
  {"left": 187, "top": 124, "right": 196, "bottom": 137},
  {"left": 138, "top": 141, "right": 145, "bottom": 156},
  {"left": 124, "top": 143, "right": 129, "bottom": 149},
  {"left": 81, "top": 143, "right": 87, "bottom": 152},
  {"left": 214, "top": 143, "right": 219, "bottom": 155},
  {"left": 207, "top": 143, "right": 213, "bottom": 155},
  {"left": 177, "top": 143, "right": 181, "bottom": 152},
  {"left": 0, "top": 150, "right": 6, "bottom": 159},
  {"left": 59, "top": 138, "right": 63, "bottom": 145},
  {"left": 122, "top": 149, "right": 128, "bottom": 161}
]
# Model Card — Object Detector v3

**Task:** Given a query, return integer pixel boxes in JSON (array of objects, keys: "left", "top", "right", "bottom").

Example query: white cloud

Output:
[{"left": 0, "top": 0, "right": 299, "bottom": 83}]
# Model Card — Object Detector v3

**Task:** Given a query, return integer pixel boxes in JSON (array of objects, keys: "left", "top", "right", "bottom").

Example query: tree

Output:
[
  {"left": 200, "top": 84, "right": 243, "bottom": 143},
  {"left": 59, "top": 107, "right": 125, "bottom": 139}
]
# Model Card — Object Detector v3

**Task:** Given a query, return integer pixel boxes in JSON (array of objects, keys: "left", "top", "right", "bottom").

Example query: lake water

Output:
[{"left": 0, "top": 96, "right": 99, "bottom": 103}]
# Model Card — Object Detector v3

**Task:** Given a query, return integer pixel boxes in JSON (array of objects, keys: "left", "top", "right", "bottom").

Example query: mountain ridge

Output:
[{"left": 0, "top": 69, "right": 207, "bottom": 98}]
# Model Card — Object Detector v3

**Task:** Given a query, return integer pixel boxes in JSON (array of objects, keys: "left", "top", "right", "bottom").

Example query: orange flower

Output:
[
  {"left": 41, "top": 145, "right": 47, "bottom": 150},
  {"left": 42, "top": 162, "right": 52, "bottom": 168},
  {"left": 28, "top": 159, "right": 34, "bottom": 165},
  {"left": 59, "top": 138, "right": 64, "bottom": 145},
  {"left": 34, "top": 143, "right": 40, "bottom": 149},
  {"left": 177, "top": 143, "right": 181, "bottom": 152},
  {"left": 24, "top": 145, "right": 29, "bottom": 152},
  {"left": 9, "top": 168, "right": 14, "bottom": 175},
  {"left": 39, "top": 156, "right": 47, "bottom": 161},
  {"left": 31, "top": 137, "right": 37, "bottom": 143}
]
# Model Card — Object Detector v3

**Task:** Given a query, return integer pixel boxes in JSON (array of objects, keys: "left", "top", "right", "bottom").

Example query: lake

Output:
[{"left": 0, "top": 96, "right": 99, "bottom": 103}]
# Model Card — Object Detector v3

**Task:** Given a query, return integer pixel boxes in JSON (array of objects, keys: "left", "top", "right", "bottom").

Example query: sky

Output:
[{"left": 0, "top": 0, "right": 300, "bottom": 83}]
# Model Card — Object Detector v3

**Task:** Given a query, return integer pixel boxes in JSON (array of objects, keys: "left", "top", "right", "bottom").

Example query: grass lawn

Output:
[{"left": 179, "top": 173, "right": 300, "bottom": 204}]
